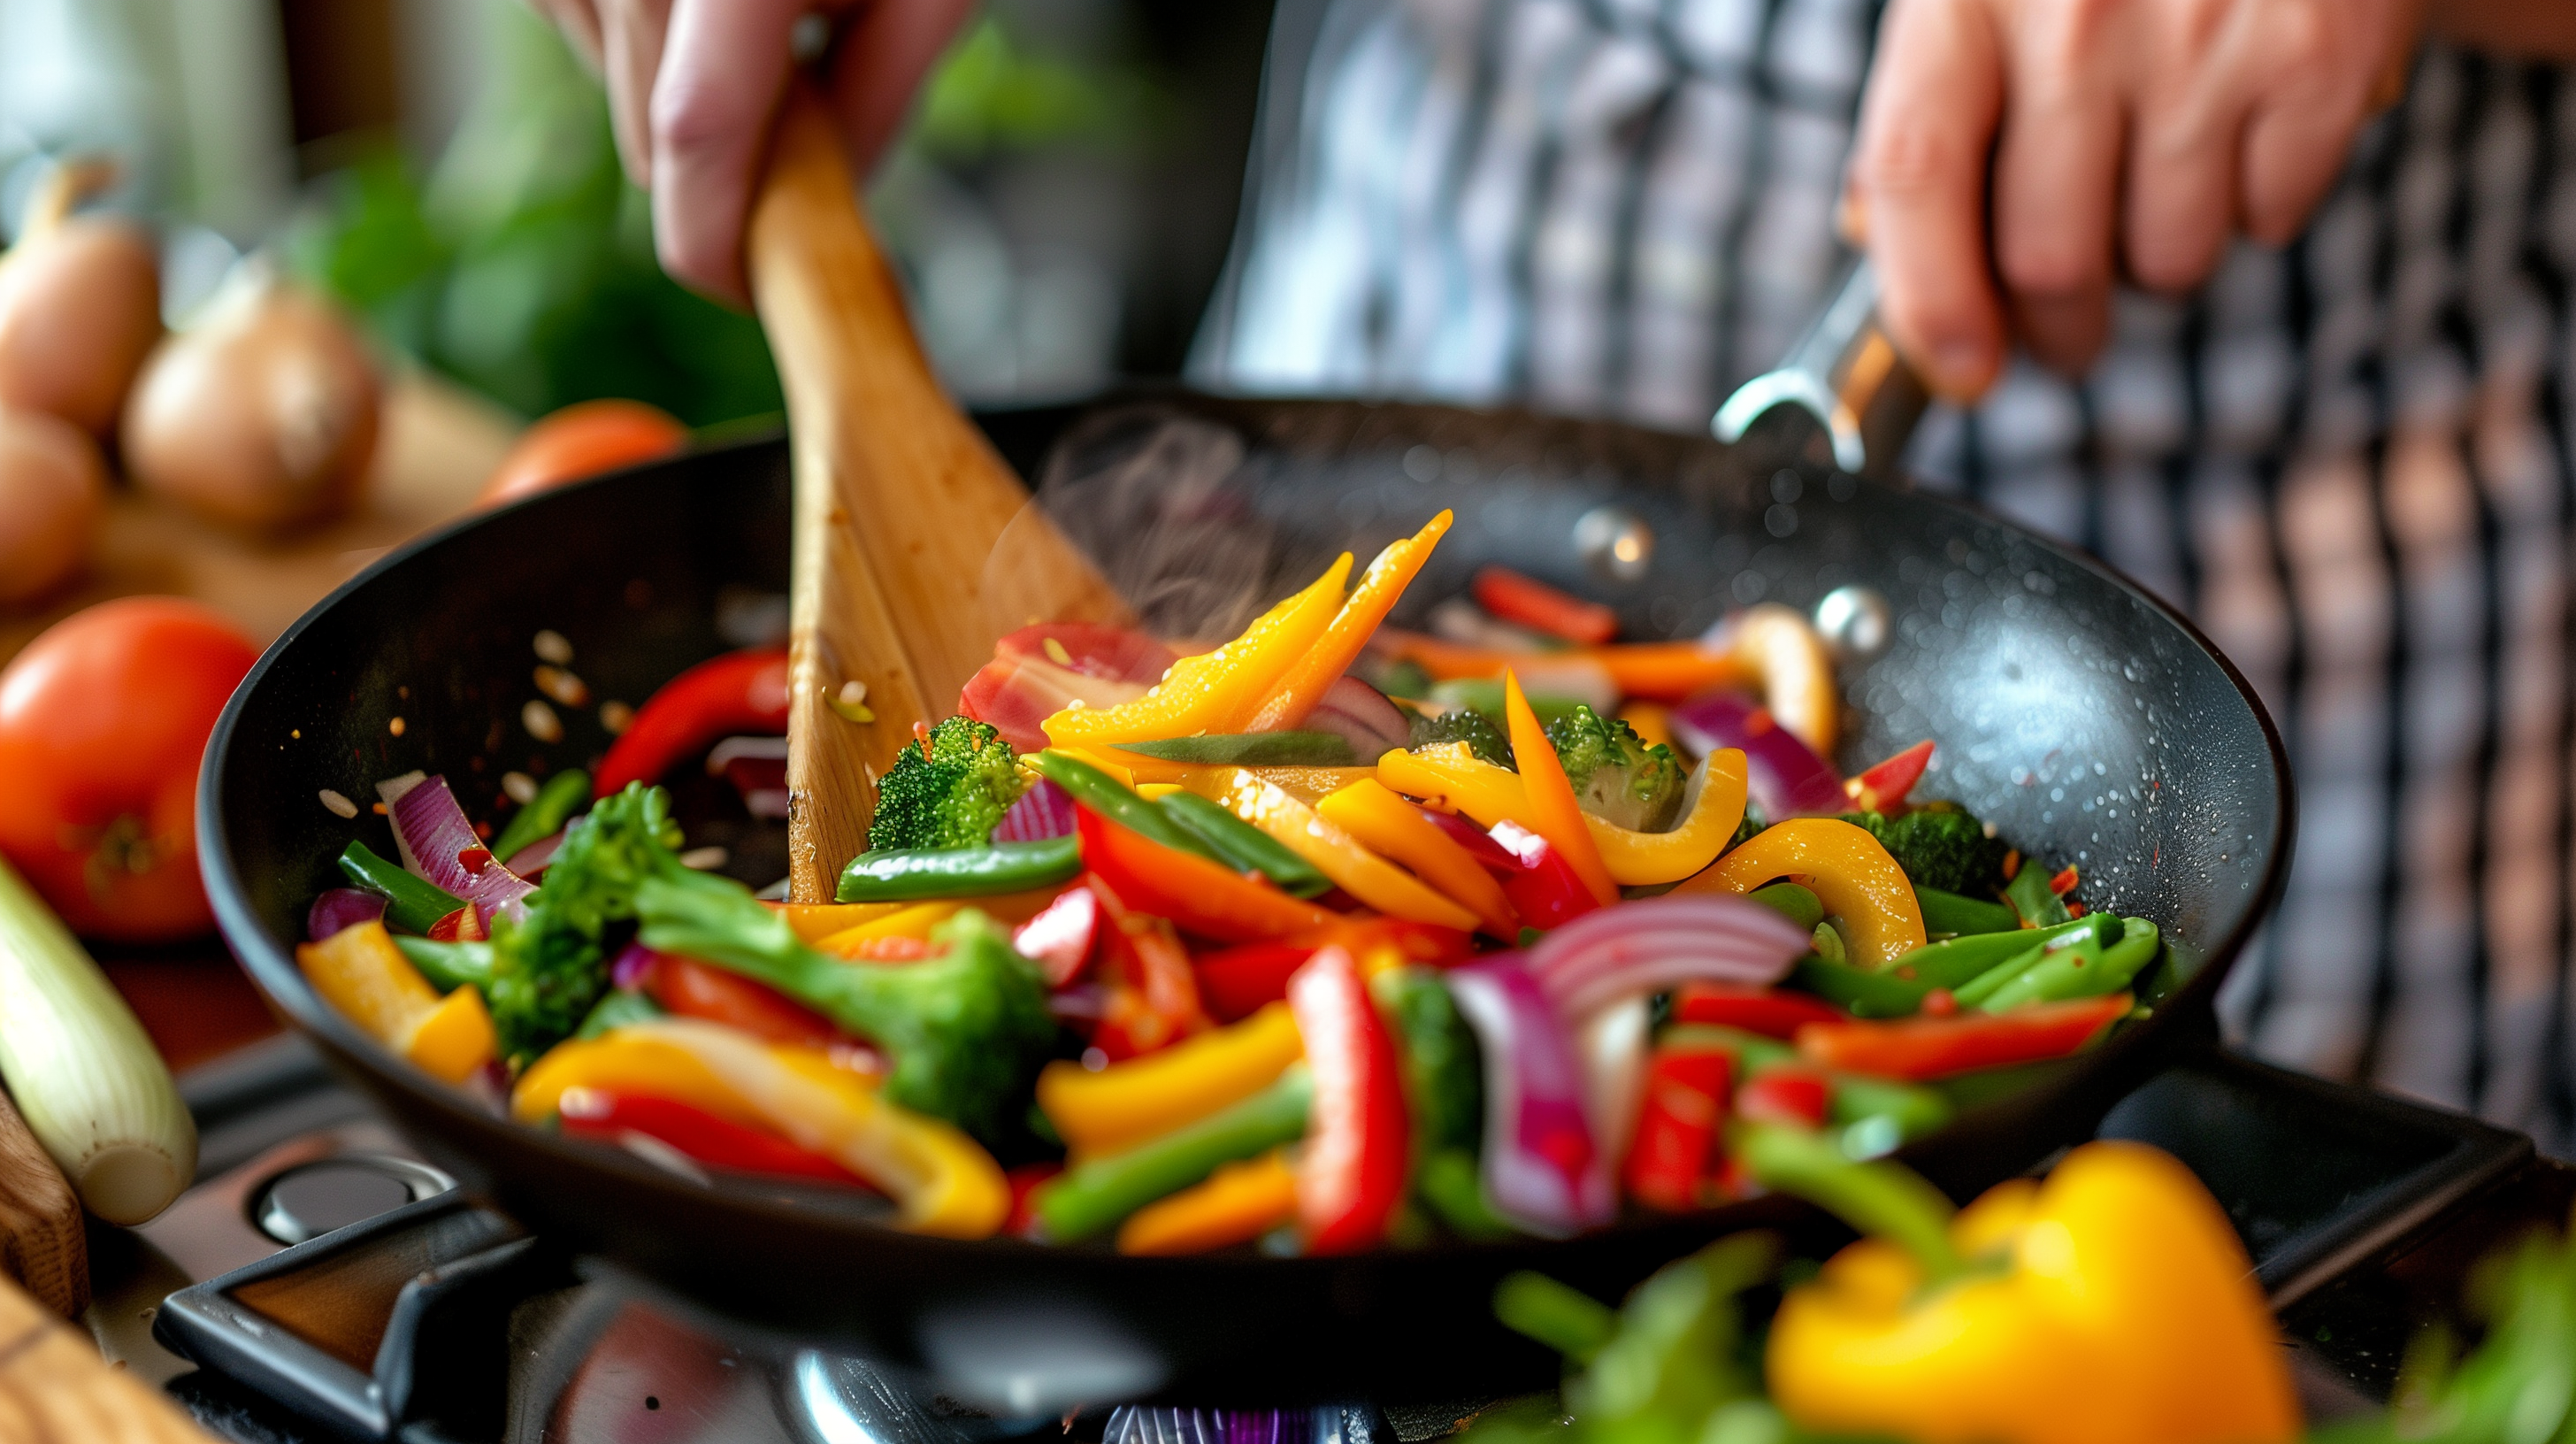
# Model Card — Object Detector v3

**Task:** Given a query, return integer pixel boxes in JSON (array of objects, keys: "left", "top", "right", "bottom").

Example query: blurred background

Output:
[{"left": 0, "top": 0, "right": 1271, "bottom": 424}]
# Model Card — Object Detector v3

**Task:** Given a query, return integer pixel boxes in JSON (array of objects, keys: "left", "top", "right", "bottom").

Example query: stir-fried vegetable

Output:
[{"left": 866, "top": 716, "right": 1028, "bottom": 851}]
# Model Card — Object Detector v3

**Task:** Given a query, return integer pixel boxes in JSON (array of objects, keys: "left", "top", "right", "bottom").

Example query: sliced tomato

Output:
[
  {"left": 994, "top": 624, "right": 1176, "bottom": 684},
  {"left": 646, "top": 955, "right": 845, "bottom": 1051}
]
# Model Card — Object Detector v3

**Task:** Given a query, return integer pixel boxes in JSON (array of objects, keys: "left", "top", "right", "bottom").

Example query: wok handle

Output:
[{"left": 1710, "top": 259, "right": 1929, "bottom": 484}]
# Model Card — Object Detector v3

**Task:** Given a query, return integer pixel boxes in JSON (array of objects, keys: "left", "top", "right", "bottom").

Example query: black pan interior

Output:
[{"left": 200, "top": 391, "right": 2290, "bottom": 1405}]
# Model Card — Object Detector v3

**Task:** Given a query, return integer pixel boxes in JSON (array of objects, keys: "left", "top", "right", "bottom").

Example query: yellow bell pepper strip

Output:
[
  {"left": 1315, "top": 780, "right": 1518, "bottom": 939},
  {"left": 1503, "top": 672, "right": 1618, "bottom": 906},
  {"left": 1617, "top": 701, "right": 1673, "bottom": 749},
  {"left": 297, "top": 920, "right": 496, "bottom": 1083},
  {"left": 1678, "top": 818, "right": 1926, "bottom": 964},
  {"left": 816, "top": 901, "right": 963, "bottom": 956},
  {"left": 1246, "top": 511, "right": 1453, "bottom": 731},
  {"left": 1116, "top": 1148, "right": 1301, "bottom": 1255},
  {"left": 1044, "top": 553, "right": 1354, "bottom": 746},
  {"left": 1035, "top": 1065, "right": 1315, "bottom": 1240},
  {"left": 1379, "top": 741, "right": 1750, "bottom": 888},
  {"left": 1710, "top": 603, "right": 1838, "bottom": 756},
  {"left": 771, "top": 902, "right": 908, "bottom": 944},
  {"left": 1037, "top": 1001, "right": 1305, "bottom": 1160},
  {"left": 1183, "top": 769, "right": 1482, "bottom": 932},
  {"left": 514, "top": 1019, "right": 1009, "bottom": 1237},
  {"left": 1748, "top": 1128, "right": 2301, "bottom": 1444}
]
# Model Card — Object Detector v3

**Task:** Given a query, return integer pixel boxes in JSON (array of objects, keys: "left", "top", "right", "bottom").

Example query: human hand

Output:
[
  {"left": 533, "top": 0, "right": 975, "bottom": 304},
  {"left": 1846, "top": 0, "right": 2422, "bottom": 398}
]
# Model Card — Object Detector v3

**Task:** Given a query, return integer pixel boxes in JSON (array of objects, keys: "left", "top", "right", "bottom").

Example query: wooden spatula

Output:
[{"left": 747, "top": 88, "right": 1133, "bottom": 903}]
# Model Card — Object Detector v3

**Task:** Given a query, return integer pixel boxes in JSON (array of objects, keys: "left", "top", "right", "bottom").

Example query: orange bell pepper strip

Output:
[
  {"left": 770, "top": 902, "right": 908, "bottom": 944},
  {"left": 1182, "top": 769, "right": 1482, "bottom": 932},
  {"left": 1713, "top": 603, "right": 1838, "bottom": 756},
  {"left": 513, "top": 1018, "right": 1009, "bottom": 1237},
  {"left": 1246, "top": 511, "right": 1453, "bottom": 731},
  {"left": 1116, "top": 1148, "right": 1301, "bottom": 1255},
  {"left": 1037, "top": 1000, "right": 1305, "bottom": 1159},
  {"left": 1044, "top": 553, "right": 1353, "bottom": 745},
  {"left": 1374, "top": 742, "right": 1751, "bottom": 887},
  {"left": 297, "top": 920, "right": 494, "bottom": 1083},
  {"left": 1680, "top": 817, "right": 1928, "bottom": 964},
  {"left": 1792, "top": 994, "right": 2133, "bottom": 1081},
  {"left": 1376, "top": 632, "right": 1754, "bottom": 700},
  {"left": 1077, "top": 806, "right": 1337, "bottom": 942},
  {"left": 1315, "top": 779, "right": 1517, "bottom": 939},
  {"left": 1504, "top": 672, "right": 1617, "bottom": 905}
]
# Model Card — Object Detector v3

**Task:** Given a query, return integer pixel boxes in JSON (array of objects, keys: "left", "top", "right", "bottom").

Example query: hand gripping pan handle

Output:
[{"left": 1711, "top": 258, "right": 1931, "bottom": 483}]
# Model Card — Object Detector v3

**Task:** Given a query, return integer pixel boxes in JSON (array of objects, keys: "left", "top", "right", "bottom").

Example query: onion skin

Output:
[
  {"left": 0, "top": 409, "right": 104, "bottom": 606},
  {"left": 121, "top": 282, "right": 380, "bottom": 532},
  {"left": 0, "top": 218, "right": 162, "bottom": 435}
]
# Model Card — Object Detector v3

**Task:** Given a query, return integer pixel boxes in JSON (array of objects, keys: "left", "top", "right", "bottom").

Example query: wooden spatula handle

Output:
[{"left": 748, "top": 86, "right": 1129, "bottom": 902}]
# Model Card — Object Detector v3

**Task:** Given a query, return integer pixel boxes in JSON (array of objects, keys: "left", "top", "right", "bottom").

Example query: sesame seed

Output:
[
  {"left": 599, "top": 700, "right": 635, "bottom": 734},
  {"left": 677, "top": 845, "right": 729, "bottom": 871},
  {"left": 502, "top": 772, "right": 538, "bottom": 805},
  {"left": 535, "top": 665, "right": 591, "bottom": 707},
  {"left": 388, "top": 717, "right": 406, "bottom": 737},
  {"left": 318, "top": 789, "right": 358, "bottom": 818},
  {"left": 533, "top": 630, "right": 574, "bottom": 664},
  {"left": 523, "top": 699, "right": 564, "bottom": 743}
]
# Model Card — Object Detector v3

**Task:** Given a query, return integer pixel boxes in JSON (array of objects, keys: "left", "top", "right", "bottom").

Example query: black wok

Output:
[{"left": 198, "top": 389, "right": 2291, "bottom": 1406}]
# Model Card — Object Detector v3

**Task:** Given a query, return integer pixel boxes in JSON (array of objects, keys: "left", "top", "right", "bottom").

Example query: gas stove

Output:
[{"left": 84, "top": 1033, "right": 2557, "bottom": 1444}]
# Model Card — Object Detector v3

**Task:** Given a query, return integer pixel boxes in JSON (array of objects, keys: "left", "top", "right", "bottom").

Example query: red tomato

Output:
[
  {"left": 0, "top": 597, "right": 257, "bottom": 941},
  {"left": 478, "top": 399, "right": 687, "bottom": 508}
]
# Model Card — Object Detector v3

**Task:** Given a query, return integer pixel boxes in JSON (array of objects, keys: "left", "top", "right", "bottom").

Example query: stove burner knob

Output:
[
  {"left": 1574, "top": 505, "right": 1653, "bottom": 583},
  {"left": 1814, "top": 584, "right": 1892, "bottom": 664},
  {"left": 251, "top": 1156, "right": 455, "bottom": 1246}
]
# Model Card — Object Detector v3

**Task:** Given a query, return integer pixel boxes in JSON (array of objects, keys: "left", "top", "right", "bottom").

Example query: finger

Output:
[
  {"left": 2120, "top": 4, "right": 2258, "bottom": 294},
  {"left": 597, "top": 0, "right": 673, "bottom": 188},
  {"left": 824, "top": 0, "right": 980, "bottom": 175},
  {"left": 2237, "top": 2, "right": 2394, "bottom": 242},
  {"left": 532, "top": 0, "right": 607, "bottom": 72},
  {"left": 1852, "top": 0, "right": 2009, "bottom": 400},
  {"left": 650, "top": 0, "right": 808, "bottom": 303},
  {"left": 1990, "top": 4, "right": 2124, "bottom": 375}
]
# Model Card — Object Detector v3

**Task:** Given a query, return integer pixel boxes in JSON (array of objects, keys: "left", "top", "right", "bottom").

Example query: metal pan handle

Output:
[{"left": 1710, "top": 258, "right": 1929, "bottom": 483}]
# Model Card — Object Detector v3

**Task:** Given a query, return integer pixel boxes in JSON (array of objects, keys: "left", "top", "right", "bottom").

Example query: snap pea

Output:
[
  {"left": 1035, "top": 1066, "right": 1314, "bottom": 1241},
  {"left": 1026, "top": 751, "right": 1225, "bottom": 863},
  {"left": 1155, "top": 791, "right": 1332, "bottom": 897},
  {"left": 1117, "top": 733, "right": 1359, "bottom": 767},
  {"left": 834, "top": 835, "right": 1082, "bottom": 902},
  {"left": 1916, "top": 885, "right": 2019, "bottom": 938},
  {"left": 395, "top": 936, "right": 492, "bottom": 991},
  {"left": 1787, "top": 956, "right": 1933, "bottom": 1018},
  {"left": 2005, "top": 856, "right": 2074, "bottom": 927},
  {"left": 1951, "top": 915, "right": 2121, "bottom": 1010},
  {"left": 338, "top": 841, "right": 465, "bottom": 934},
  {"left": 1881, "top": 914, "right": 2106, "bottom": 990},
  {"left": 491, "top": 768, "right": 591, "bottom": 864},
  {"left": 1976, "top": 919, "right": 2160, "bottom": 1012},
  {"left": 1749, "top": 882, "right": 1825, "bottom": 932}
]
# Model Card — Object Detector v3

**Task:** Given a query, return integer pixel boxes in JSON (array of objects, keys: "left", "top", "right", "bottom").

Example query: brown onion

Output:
[
  {"left": 121, "top": 276, "right": 380, "bottom": 532},
  {"left": 0, "top": 160, "right": 161, "bottom": 435},
  {"left": 0, "top": 407, "right": 105, "bottom": 606}
]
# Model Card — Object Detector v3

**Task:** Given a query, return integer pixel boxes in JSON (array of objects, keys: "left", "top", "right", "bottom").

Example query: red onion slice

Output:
[
  {"left": 1445, "top": 956, "right": 1616, "bottom": 1236},
  {"left": 307, "top": 887, "right": 387, "bottom": 941},
  {"left": 609, "top": 941, "right": 661, "bottom": 992},
  {"left": 503, "top": 830, "right": 565, "bottom": 878},
  {"left": 1668, "top": 690, "right": 1846, "bottom": 819},
  {"left": 1422, "top": 808, "right": 1523, "bottom": 872},
  {"left": 1299, "top": 675, "right": 1412, "bottom": 759},
  {"left": 993, "top": 779, "right": 1077, "bottom": 842},
  {"left": 385, "top": 773, "right": 536, "bottom": 922},
  {"left": 1528, "top": 894, "right": 1809, "bottom": 1021},
  {"left": 1011, "top": 884, "right": 1099, "bottom": 987}
]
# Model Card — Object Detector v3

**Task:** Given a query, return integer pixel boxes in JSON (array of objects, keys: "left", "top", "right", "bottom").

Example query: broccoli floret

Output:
[
  {"left": 1843, "top": 804, "right": 2012, "bottom": 896},
  {"left": 1547, "top": 705, "right": 1685, "bottom": 831},
  {"left": 635, "top": 876, "right": 1055, "bottom": 1144},
  {"left": 868, "top": 715, "right": 1028, "bottom": 852},
  {"left": 1408, "top": 706, "right": 1515, "bottom": 768},
  {"left": 486, "top": 783, "right": 685, "bottom": 1064}
]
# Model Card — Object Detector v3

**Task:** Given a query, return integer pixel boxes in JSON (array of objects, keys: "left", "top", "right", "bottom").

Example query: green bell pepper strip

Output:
[
  {"left": 1154, "top": 791, "right": 1333, "bottom": 898},
  {"left": 1749, "top": 882, "right": 1825, "bottom": 932},
  {"left": 1916, "top": 885, "right": 2019, "bottom": 938},
  {"left": 1975, "top": 919, "right": 2160, "bottom": 1013},
  {"left": 1419, "top": 1147, "right": 1519, "bottom": 1240},
  {"left": 574, "top": 987, "right": 664, "bottom": 1040},
  {"left": 1788, "top": 956, "right": 1934, "bottom": 1018},
  {"left": 1034, "top": 1066, "right": 1315, "bottom": 1241},
  {"left": 1880, "top": 913, "right": 2108, "bottom": 987},
  {"left": 1116, "top": 732, "right": 1359, "bottom": 767},
  {"left": 1027, "top": 751, "right": 1228, "bottom": 864},
  {"left": 2005, "top": 856, "right": 2074, "bottom": 927},
  {"left": 395, "top": 936, "right": 493, "bottom": 992},
  {"left": 1951, "top": 914, "right": 2120, "bottom": 1010},
  {"left": 834, "top": 836, "right": 1082, "bottom": 902},
  {"left": 491, "top": 768, "right": 592, "bottom": 864},
  {"left": 338, "top": 841, "right": 467, "bottom": 934}
]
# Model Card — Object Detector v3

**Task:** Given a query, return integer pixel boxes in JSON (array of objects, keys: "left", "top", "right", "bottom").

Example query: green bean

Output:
[
  {"left": 1035, "top": 1067, "right": 1314, "bottom": 1241},
  {"left": 1916, "top": 885, "right": 2020, "bottom": 938},
  {"left": 834, "top": 836, "right": 1081, "bottom": 902},
  {"left": 1117, "top": 733, "right": 1358, "bottom": 767},
  {"left": 1749, "top": 882, "right": 1825, "bottom": 932},
  {"left": 491, "top": 768, "right": 591, "bottom": 864},
  {"left": 338, "top": 841, "right": 464, "bottom": 934},
  {"left": 395, "top": 936, "right": 492, "bottom": 991},
  {"left": 1977, "top": 919, "right": 2160, "bottom": 1012},
  {"left": 1026, "top": 752, "right": 1225, "bottom": 862},
  {"left": 1951, "top": 915, "right": 2120, "bottom": 1010},
  {"left": 1155, "top": 791, "right": 1331, "bottom": 896}
]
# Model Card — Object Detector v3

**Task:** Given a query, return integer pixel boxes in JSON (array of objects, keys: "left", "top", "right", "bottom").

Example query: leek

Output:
[{"left": 0, "top": 854, "right": 195, "bottom": 1224}]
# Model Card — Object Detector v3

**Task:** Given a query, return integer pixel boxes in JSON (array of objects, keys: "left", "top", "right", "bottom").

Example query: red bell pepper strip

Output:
[
  {"left": 1672, "top": 984, "right": 1848, "bottom": 1040},
  {"left": 1194, "top": 941, "right": 1316, "bottom": 1023},
  {"left": 1420, "top": 807, "right": 1526, "bottom": 872},
  {"left": 645, "top": 953, "right": 848, "bottom": 1052},
  {"left": 427, "top": 901, "right": 487, "bottom": 942},
  {"left": 1736, "top": 1067, "right": 1831, "bottom": 1128},
  {"left": 1489, "top": 820, "right": 1602, "bottom": 933},
  {"left": 1012, "top": 885, "right": 1100, "bottom": 987},
  {"left": 594, "top": 646, "right": 791, "bottom": 795},
  {"left": 1623, "top": 1047, "right": 1732, "bottom": 1212},
  {"left": 1794, "top": 993, "right": 2133, "bottom": 1080},
  {"left": 1088, "top": 872, "right": 1215, "bottom": 1061},
  {"left": 1076, "top": 806, "right": 1337, "bottom": 943},
  {"left": 556, "top": 1086, "right": 864, "bottom": 1184},
  {"left": 1005, "top": 1162, "right": 1065, "bottom": 1239},
  {"left": 1471, "top": 565, "right": 1620, "bottom": 645},
  {"left": 1844, "top": 740, "right": 1935, "bottom": 813},
  {"left": 1288, "top": 946, "right": 1411, "bottom": 1254}
]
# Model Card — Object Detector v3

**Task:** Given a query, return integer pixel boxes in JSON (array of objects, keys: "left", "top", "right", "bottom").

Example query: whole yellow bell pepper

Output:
[
  {"left": 1044, "top": 553, "right": 1353, "bottom": 745},
  {"left": 514, "top": 1019, "right": 1009, "bottom": 1238},
  {"left": 1750, "top": 1129, "right": 2299, "bottom": 1444},
  {"left": 1038, "top": 1001, "right": 1305, "bottom": 1159},
  {"left": 297, "top": 921, "right": 494, "bottom": 1084},
  {"left": 1679, "top": 817, "right": 1926, "bottom": 964},
  {"left": 1183, "top": 769, "right": 1481, "bottom": 932},
  {"left": 1375, "top": 743, "right": 1750, "bottom": 887}
]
